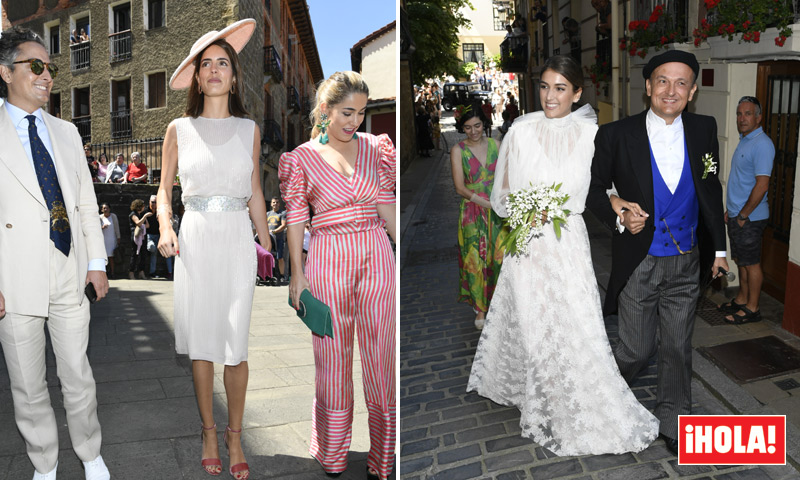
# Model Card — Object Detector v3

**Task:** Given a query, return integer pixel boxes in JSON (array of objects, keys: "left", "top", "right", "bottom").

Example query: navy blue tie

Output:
[{"left": 26, "top": 115, "right": 71, "bottom": 256}]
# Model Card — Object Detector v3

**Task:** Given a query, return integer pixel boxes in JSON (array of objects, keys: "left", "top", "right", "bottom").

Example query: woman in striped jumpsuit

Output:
[{"left": 279, "top": 71, "right": 396, "bottom": 480}]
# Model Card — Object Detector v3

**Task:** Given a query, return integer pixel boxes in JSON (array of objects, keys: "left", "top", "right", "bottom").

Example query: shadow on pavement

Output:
[{"left": 0, "top": 279, "right": 391, "bottom": 479}]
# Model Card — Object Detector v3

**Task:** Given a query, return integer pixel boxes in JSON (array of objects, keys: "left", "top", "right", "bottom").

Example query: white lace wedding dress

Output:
[{"left": 467, "top": 105, "right": 659, "bottom": 456}]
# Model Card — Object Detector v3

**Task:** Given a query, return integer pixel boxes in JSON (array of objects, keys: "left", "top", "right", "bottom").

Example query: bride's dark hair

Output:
[
  {"left": 542, "top": 55, "right": 584, "bottom": 92},
  {"left": 455, "top": 105, "right": 491, "bottom": 134}
]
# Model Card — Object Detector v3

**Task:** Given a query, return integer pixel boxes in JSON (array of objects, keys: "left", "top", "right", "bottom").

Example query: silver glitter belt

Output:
[{"left": 183, "top": 196, "right": 248, "bottom": 212}]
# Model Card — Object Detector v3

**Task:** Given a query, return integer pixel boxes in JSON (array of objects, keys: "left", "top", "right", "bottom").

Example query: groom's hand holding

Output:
[
  {"left": 610, "top": 195, "right": 649, "bottom": 235},
  {"left": 712, "top": 257, "right": 730, "bottom": 279}
]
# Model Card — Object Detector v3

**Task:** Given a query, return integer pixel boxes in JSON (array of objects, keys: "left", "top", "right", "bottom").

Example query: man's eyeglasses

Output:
[{"left": 12, "top": 58, "right": 59, "bottom": 78}]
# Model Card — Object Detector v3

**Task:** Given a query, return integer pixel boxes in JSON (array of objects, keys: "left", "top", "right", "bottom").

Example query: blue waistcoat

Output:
[{"left": 648, "top": 142, "right": 699, "bottom": 257}]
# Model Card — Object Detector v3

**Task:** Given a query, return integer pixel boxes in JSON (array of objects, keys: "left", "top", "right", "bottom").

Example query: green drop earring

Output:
[{"left": 317, "top": 113, "right": 331, "bottom": 145}]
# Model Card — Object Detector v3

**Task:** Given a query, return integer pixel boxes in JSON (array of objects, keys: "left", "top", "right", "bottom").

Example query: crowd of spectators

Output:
[
  {"left": 85, "top": 147, "right": 150, "bottom": 184},
  {"left": 413, "top": 83, "right": 441, "bottom": 156},
  {"left": 101, "top": 194, "right": 304, "bottom": 285},
  {"left": 89, "top": 159, "right": 298, "bottom": 284},
  {"left": 121, "top": 196, "right": 182, "bottom": 280},
  {"left": 413, "top": 63, "right": 519, "bottom": 150},
  {"left": 472, "top": 62, "right": 520, "bottom": 136}
]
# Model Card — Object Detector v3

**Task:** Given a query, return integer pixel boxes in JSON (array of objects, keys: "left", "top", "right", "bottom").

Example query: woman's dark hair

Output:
[
  {"left": 455, "top": 105, "right": 490, "bottom": 133},
  {"left": 542, "top": 55, "right": 583, "bottom": 92},
  {"left": 0, "top": 26, "right": 46, "bottom": 98},
  {"left": 184, "top": 39, "right": 249, "bottom": 118}
]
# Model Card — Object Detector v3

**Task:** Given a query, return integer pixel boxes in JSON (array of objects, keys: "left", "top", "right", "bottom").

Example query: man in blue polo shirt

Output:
[{"left": 719, "top": 96, "right": 775, "bottom": 324}]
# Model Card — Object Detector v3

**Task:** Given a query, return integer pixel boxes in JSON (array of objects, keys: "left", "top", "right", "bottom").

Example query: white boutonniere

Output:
[{"left": 701, "top": 153, "right": 717, "bottom": 179}]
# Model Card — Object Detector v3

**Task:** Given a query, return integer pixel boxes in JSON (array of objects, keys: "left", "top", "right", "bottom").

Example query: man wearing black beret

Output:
[{"left": 587, "top": 50, "right": 729, "bottom": 455}]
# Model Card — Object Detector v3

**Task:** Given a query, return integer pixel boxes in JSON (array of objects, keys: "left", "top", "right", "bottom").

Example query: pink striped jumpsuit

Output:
[{"left": 278, "top": 133, "right": 396, "bottom": 477}]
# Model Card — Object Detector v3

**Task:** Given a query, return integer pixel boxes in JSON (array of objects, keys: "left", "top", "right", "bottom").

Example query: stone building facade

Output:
[
  {"left": 3, "top": 0, "right": 323, "bottom": 201},
  {"left": 262, "top": 0, "right": 323, "bottom": 197}
]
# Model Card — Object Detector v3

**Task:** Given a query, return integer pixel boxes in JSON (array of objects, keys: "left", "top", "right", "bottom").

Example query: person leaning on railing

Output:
[
  {"left": 105, "top": 152, "right": 127, "bottom": 183},
  {"left": 124, "top": 151, "right": 147, "bottom": 184}
]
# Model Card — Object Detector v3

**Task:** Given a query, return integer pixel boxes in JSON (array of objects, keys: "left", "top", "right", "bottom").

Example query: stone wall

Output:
[
  {"left": 9, "top": 0, "right": 266, "bottom": 144},
  {"left": 235, "top": 0, "right": 265, "bottom": 123}
]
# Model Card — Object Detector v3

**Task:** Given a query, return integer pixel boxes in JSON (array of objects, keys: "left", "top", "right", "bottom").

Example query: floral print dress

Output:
[{"left": 457, "top": 138, "right": 507, "bottom": 313}]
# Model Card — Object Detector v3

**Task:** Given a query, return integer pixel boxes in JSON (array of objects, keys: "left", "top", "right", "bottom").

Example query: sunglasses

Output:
[{"left": 12, "top": 58, "right": 59, "bottom": 78}]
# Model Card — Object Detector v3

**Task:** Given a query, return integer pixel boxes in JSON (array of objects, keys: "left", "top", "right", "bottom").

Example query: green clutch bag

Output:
[{"left": 288, "top": 289, "right": 334, "bottom": 338}]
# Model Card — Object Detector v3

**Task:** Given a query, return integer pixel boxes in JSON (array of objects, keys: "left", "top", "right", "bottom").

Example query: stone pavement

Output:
[
  {"left": 399, "top": 113, "right": 800, "bottom": 479},
  {"left": 0, "top": 277, "right": 393, "bottom": 479}
]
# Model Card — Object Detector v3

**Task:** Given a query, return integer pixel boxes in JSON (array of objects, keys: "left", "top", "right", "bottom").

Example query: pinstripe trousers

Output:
[
  {"left": 306, "top": 226, "right": 396, "bottom": 477},
  {"left": 616, "top": 251, "right": 699, "bottom": 438}
]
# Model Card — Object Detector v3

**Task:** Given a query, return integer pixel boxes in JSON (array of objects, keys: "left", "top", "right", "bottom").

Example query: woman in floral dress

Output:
[{"left": 450, "top": 105, "right": 507, "bottom": 329}]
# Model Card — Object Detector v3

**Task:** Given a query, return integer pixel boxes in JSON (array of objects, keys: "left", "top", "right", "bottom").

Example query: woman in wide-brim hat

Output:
[{"left": 155, "top": 18, "right": 271, "bottom": 480}]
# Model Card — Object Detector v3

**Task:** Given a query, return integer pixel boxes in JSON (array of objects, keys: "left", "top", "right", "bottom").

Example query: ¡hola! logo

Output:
[{"left": 678, "top": 415, "right": 786, "bottom": 465}]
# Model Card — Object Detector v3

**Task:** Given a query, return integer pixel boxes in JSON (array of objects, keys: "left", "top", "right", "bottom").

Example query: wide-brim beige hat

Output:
[{"left": 169, "top": 18, "right": 256, "bottom": 90}]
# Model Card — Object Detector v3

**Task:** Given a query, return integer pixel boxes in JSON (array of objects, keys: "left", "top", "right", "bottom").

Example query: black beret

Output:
[{"left": 642, "top": 50, "right": 699, "bottom": 81}]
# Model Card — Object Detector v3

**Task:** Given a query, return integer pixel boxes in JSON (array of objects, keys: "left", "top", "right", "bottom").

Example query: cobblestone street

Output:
[
  {"left": 0, "top": 278, "right": 389, "bottom": 479},
  {"left": 399, "top": 114, "right": 800, "bottom": 480}
]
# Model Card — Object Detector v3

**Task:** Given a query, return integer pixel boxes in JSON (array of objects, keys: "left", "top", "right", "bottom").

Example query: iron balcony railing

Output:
[
  {"left": 110, "top": 109, "right": 132, "bottom": 139},
  {"left": 264, "top": 46, "right": 282, "bottom": 83},
  {"left": 70, "top": 42, "right": 90, "bottom": 72},
  {"left": 72, "top": 115, "right": 91, "bottom": 144},
  {"left": 288, "top": 86, "right": 300, "bottom": 113},
  {"left": 263, "top": 118, "right": 284, "bottom": 150},
  {"left": 109, "top": 30, "right": 132, "bottom": 63},
  {"left": 500, "top": 35, "right": 528, "bottom": 73},
  {"left": 301, "top": 96, "right": 312, "bottom": 124}
]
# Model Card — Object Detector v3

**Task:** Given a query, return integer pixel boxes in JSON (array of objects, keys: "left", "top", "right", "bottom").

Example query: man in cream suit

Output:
[{"left": 0, "top": 27, "right": 110, "bottom": 480}]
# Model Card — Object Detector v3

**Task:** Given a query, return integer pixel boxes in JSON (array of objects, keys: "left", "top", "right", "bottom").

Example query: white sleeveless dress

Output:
[{"left": 173, "top": 116, "right": 257, "bottom": 365}]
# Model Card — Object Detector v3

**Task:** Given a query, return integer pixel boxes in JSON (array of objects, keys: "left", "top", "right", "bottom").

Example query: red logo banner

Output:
[{"left": 679, "top": 415, "right": 786, "bottom": 465}]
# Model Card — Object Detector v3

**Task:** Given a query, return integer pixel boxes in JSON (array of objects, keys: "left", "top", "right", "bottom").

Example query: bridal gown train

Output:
[{"left": 467, "top": 105, "right": 659, "bottom": 456}]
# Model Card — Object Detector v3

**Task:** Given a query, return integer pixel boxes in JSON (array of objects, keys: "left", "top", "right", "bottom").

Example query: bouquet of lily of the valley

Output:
[{"left": 502, "top": 182, "right": 570, "bottom": 256}]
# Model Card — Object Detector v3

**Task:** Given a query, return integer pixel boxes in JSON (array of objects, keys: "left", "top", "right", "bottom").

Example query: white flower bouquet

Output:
[{"left": 502, "top": 182, "right": 571, "bottom": 256}]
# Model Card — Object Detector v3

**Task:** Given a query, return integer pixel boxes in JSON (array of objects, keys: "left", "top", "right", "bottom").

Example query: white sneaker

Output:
[
  {"left": 83, "top": 455, "right": 110, "bottom": 480},
  {"left": 32, "top": 463, "right": 57, "bottom": 480},
  {"left": 475, "top": 317, "right": 485, "bottom": 330}
]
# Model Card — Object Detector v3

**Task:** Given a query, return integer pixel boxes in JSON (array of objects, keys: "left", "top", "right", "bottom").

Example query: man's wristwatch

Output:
[{"left": 737, "top": 213, "right": 749, "bottom": 221}]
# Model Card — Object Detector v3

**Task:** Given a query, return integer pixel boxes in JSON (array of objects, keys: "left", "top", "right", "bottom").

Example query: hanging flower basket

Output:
[
  {"left": 693, "top": 0, "right": 795, "bottom": 47},
  {"left": 619, "top": 4, "right": 682, "bottom": 58}
]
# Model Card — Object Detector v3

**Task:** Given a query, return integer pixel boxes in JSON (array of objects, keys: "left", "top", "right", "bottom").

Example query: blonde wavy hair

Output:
[{"left": 309, "top": 71, "right": 370, "bottom": 139}]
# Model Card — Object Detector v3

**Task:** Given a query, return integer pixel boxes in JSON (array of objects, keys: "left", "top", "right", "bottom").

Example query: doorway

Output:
[{"left": 755, "top": 61, "right": 800, "bottom": 301}]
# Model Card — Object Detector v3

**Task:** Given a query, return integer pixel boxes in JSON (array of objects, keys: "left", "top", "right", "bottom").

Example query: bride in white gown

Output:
[{"left": 467, "top": 55, "right": 659, "bottom": 456}]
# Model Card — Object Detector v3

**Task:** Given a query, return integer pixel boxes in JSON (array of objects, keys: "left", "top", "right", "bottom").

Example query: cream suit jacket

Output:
[{"left": 0, "top": 104, "right": 105, "bottom": 317}]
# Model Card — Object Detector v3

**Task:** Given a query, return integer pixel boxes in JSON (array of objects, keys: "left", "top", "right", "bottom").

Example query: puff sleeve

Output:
[
  {"left": 278, "top": 150, "right": 311, "bottom": 225},
  {"left": 376, "top": 133, "right": 396, "bottom": 204}
]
